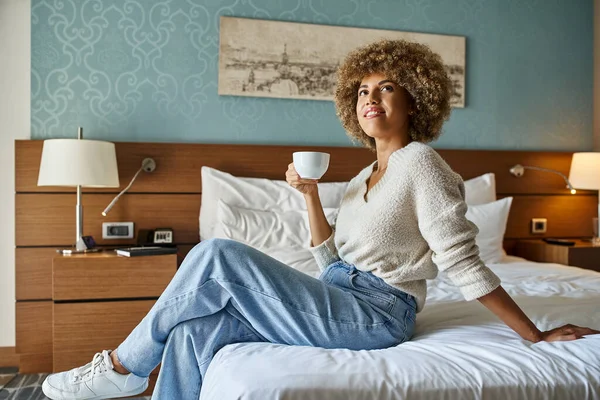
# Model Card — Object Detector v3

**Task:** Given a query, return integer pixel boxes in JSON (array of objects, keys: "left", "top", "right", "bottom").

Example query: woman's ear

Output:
[{"left": 407, "top": 94, "right": 416, "bottom": 116}]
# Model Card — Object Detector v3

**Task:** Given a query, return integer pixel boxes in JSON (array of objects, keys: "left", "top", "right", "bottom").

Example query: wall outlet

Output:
[
  {"left": 531, "top": 218, "right": 547, "bottom": 234},
  {"left": 102, "top": 222, "right": 134, "bottom": 239}
]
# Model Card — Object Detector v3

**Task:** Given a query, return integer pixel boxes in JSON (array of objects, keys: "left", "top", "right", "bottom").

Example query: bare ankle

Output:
[{"left": 110, "top": 350, "right": 130, "bottom": 375}]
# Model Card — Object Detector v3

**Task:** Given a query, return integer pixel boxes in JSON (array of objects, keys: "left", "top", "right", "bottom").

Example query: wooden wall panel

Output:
[
  {"left": 15, "top": 301, "right": 52, "bottom": 354},
  {"left": 503, "top": 239, "right": 517, "bottom": 256},
  {"left": 15, "top": 193, "right": 597, "bottom": 250},
  {"left": 505, "top": 195, "right": 597, "bottom": 238},
  {"left": 16, "top": 194, "right": 200, "bottom": 246},
  {"left": 16, "top": 301, "right": 52, "bottom": 373},
  {"left": 16, "top": 140, "right": 369, "bottom": 193},
  {"left": 16, "top": 248, "right": 56, "bottom": 300},
  {"left": 437, "top": 149, "right": 591, "bottom": 195},
  {"left": 16, "top": 140, "right": 592, "bottom": 195},
  {"left": 53, "top": 300, "right": 156, "bottom": 372}
]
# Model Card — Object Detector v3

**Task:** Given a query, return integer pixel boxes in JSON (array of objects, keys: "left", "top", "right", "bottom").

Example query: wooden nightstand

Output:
[
  {"left": 515, "top": 240, "right": 600, "bottom": 272},
  {"left": 52, "top": 251, "right": 177, "bottom": 393}
]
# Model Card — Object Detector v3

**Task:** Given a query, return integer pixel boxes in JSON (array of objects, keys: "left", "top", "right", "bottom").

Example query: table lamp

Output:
[
  {"left": 37, "top": 127, "right": 120, "bottom": 252},
  {"left": 568, "top": 152, "right": 600, "bottom": 241}
]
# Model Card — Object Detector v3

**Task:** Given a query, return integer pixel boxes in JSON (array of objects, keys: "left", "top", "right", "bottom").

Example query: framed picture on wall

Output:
[{"left": 218, "top": 16, "right": 466, "bottom": 108}]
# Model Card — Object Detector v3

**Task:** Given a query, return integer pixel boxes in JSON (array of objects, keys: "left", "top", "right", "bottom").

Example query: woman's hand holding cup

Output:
[
  {"left": 285, "top": 151, "right": 329, "bottom": 195},
  {"left": 287, "top": 152, "right": 330, "bottom": 196},
  {"left": 286, "top": 163, "right": 319, "bottom": 195}
]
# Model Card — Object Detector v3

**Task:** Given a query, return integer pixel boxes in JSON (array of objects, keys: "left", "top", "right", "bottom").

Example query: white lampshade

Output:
[
  {"left": 37, "top": 139, "right": 120, "bottom": 187},
  {"left": 568, "top": 152, "right": 600, "bottom": 190}
]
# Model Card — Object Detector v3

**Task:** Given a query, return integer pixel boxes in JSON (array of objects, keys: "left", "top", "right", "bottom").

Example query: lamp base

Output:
[
  {"left": 58, "top": 236, "right": 99, "bottom": 255},
  {"left": 76, "top": 236, "right": 88, "bottom": 251}
]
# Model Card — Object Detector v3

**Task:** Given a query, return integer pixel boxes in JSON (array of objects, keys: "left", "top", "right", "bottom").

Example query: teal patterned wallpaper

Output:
[{"left": 31, "top": 0, "right": 593, "bottom": 150}]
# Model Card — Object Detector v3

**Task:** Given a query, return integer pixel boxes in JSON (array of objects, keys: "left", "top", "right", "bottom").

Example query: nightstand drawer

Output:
[
  {"left": 53, "top": 253, "right": 177, "bottom": 301},
  {"left": 53, "top": 300, "right": 156, "bottom": 372}
]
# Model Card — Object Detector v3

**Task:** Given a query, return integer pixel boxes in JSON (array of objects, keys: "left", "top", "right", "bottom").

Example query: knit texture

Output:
[{"left": 309, "top": 141, "right": 501, "bottom": 312}]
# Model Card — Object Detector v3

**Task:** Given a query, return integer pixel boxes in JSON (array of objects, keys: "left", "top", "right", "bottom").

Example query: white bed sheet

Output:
[{"left": 200, "top": 257, "right": 600, "bottom": 400}]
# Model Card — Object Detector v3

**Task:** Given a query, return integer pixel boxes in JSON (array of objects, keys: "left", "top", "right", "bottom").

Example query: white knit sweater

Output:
[{"left": 309, "top": 141, "right": 501, "bottom": 312}]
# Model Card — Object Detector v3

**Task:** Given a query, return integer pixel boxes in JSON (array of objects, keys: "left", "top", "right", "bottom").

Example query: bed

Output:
[
  {"left": 197, "top": 165, "right": 600, "bottom": 400},
  {"left": 200, "top": 257, "right": 600, "bottom": 400}
]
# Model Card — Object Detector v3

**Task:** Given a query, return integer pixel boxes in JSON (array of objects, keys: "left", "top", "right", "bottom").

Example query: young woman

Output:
[{"left": 42, "top": 39, "right": 599, "bottom": 400}]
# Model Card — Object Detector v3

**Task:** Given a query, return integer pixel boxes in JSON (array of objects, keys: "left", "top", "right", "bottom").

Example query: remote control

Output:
[{"left": 542, "top": 238, "right": 575, "bottom": 246}]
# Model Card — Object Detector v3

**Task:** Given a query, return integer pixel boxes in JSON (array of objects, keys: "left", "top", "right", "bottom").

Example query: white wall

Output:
[
  {"left": 595, "top": 0, "right": 600, "bottom": 151},
  {"left": 0, "top": 0, "right": 31, "bottom": 347}
]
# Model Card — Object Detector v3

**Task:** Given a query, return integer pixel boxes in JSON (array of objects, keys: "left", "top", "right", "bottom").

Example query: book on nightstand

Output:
[{"left": 115, "top": 246, "right": 178, "bottom": 257}]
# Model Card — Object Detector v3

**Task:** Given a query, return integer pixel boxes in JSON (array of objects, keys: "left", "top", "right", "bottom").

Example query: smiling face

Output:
[{"left": 356, "top": 72, "right": 412, "bottom": 142}]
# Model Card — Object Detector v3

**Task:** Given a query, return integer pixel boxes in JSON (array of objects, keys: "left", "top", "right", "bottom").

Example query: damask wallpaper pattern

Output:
[{"left": 31, "top": 0, "right": 593, "bottom": 150}]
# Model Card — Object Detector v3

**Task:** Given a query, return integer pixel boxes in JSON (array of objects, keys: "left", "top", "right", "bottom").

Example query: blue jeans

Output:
[{"left": 116, "top": 239, "right": 416, "bottom": 399}]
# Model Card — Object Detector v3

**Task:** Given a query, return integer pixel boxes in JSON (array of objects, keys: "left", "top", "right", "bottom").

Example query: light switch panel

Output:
[
  {"left": 531, "top": 218, "right": 547, "bottom": 234},
  {"left": 102, "top": 222, "right": 134, "bottom": 239}
]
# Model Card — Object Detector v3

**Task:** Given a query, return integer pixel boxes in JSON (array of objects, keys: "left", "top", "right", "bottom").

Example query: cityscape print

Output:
[{"left": 218, "top": 17, "right": 466, "bottom": 108}]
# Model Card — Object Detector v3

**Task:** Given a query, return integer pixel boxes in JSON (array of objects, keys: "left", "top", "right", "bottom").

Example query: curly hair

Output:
[{"left": 334, "top": 39, "right": 453, "bottom": 150}]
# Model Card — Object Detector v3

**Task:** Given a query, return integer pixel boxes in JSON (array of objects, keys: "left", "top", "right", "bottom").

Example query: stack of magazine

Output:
[{"left": 115, "top": 246, "right": 177, "bottom": 257}]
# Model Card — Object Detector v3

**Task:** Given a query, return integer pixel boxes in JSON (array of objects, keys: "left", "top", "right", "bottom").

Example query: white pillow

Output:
[
  {"left": 214, "top": 201, "right": 332, "bottom": 276},
  {"left": 464, "top": 173, "right": 496, "bottom": 205},
  {"left": 200, "top": 167, "right": 347, "bottom": 240},
  {"left": 466, "top": 197, "right": 513, "bottom": 264},
  {"left": 215, "top": 200, "right": 338, "bottom": 248}
]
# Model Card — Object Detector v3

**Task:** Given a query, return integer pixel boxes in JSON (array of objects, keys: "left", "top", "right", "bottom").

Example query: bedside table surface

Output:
[
  {"left": 516, "top": 239, "right": 600, "bottom": 272},
  {"left": 57, "top": 251, "right": 120, "bottom": 258},
  {"left": 57, "top": 250, "right": 173, "bottom": 258},
  {"left": 518, "top": 239, "right": 598, "bottom": 248}
]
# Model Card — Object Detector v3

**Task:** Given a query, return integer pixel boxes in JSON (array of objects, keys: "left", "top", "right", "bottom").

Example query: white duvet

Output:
[{"left": 200, "top": 257, "right": 600, "bottom": 400}]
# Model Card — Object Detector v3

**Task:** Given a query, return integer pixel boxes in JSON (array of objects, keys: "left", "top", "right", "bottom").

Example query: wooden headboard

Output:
[
  {"left": 15, "top": 140, "right": 598, "bottom": 248},
  {"left": 13, "top": 140, "right": 598, "bottom": 372}
]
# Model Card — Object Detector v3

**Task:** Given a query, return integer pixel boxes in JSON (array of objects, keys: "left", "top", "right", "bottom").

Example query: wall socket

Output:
[
  {"left": 102, "top": 222, "right": 134, "bottom": 239},
  {"left": 531, "top": 218, "right": 547, "bottom": 234}
]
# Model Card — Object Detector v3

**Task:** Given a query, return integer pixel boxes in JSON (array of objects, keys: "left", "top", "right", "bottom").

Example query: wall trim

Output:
[{"left": 0, "top": 0, "right": 31, "bottom": 348}]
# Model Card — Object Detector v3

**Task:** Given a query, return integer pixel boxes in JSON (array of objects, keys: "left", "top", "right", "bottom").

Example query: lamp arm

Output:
[
  {"left": 102, "top": 158, "right": 156, "bottom": 216},
  {"left": 520, "top": 165, "right": 576, "bottom": 192},
  {"left": 101, "top": 166, "right": 144, "bottom": 216}
]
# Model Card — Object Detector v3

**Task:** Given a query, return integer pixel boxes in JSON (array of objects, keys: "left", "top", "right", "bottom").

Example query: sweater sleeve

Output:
[
  {"left": 412, "top": 149, "right": 501, "bottom": 301},
  {"left": 308, "top": 228, "right": 340, "bottom": 271}
]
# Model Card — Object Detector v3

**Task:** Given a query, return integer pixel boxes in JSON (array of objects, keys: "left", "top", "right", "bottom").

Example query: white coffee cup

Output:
[{"left": 293, "top": 152, "right": 330, "bottom": 179}]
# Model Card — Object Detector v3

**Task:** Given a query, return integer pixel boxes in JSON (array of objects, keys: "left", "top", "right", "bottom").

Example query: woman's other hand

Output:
[
  {"left": 540, "top": 324, "right": 600, "bottom": 342},
  {"left": 286, "top": 163, "right": 319, "bottom": 196}
]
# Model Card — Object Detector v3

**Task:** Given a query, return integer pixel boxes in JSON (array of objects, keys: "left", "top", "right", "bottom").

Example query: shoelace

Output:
[{"left": 72, "top": 351, "right": 110, "bottom": 385}]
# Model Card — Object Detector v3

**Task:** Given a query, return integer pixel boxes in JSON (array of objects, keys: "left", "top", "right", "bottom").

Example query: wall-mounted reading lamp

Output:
[
  {"left": 509, "top": 164, "right": 576, "bottom": 194},
  {"left": 511, "top": 156, "right": 600, "bottom": 241},
  {"left": 102, "top": 157, "right": 156, "bottom": 216}
]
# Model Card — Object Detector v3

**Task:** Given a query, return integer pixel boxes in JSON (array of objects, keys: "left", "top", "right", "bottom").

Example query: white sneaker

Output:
[{"left": 42, "top": 350, "right": 148, "bottom": 400}]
